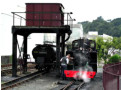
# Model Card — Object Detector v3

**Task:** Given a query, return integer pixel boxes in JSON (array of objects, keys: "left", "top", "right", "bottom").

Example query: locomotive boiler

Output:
[{"left": 32, "top": 44, "right": 56, "bottom": 71}]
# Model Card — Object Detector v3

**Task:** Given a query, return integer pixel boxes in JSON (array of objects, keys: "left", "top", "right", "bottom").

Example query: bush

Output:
[{"left": 107, "top": 54, "right": 121, "bottom": 64}]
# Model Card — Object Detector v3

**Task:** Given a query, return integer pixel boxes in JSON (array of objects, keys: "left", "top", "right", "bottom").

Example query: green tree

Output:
[
  {"left": 96, "top": 37, "right": 105, "bottom": 62},
  {"left": 96, "top": 37, "right": 113, "bottom": 63},
  {"left": 96, "top": 37, "right": 121, "bottom": 64},
  {"left": 111, "top": 37, "right": 121, "bottom": 54}
]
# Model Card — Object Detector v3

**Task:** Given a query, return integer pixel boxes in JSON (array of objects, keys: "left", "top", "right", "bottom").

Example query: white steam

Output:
[{"left": 74, "top": 65, "right": 93, "bottom": 83}]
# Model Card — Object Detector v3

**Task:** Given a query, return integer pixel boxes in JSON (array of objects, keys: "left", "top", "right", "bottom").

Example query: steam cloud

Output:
[
  {"left": 73, "top": 53, "right": 93, "bottom": 83},
  {"left": 74, "top": 65, "right": 93, "bottom": 83}
]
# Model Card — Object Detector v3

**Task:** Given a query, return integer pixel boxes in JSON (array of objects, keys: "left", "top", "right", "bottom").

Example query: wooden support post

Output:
[
  {"left": 61, "top": 34, "right": 65, "bottom": 57},
  {"left": 56, "top": 33, "right": 61, "bottom": 69},
  {"left": 12, "top": 34, "right": 17, "bottom": 77},
  {"left": 23, "top": 35, "right": 28, "bottom": 73}
]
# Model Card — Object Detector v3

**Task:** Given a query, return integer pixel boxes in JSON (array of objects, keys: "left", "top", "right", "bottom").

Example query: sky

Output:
[{"left": 0, "top": 0, "right": 121, "bottom": 56}]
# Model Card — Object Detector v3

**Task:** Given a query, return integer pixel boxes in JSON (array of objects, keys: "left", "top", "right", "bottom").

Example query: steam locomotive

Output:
[
  {"left": 65, "top": 38, "right": 97, "bottom": 79},
  {"left": 32, "top": 38, "right": 97, "bottom": 78}
]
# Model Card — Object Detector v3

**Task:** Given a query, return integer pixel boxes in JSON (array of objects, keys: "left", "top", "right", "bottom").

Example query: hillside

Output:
[{"left": 81, "top": 16, "right": 121, "bottom": 37}]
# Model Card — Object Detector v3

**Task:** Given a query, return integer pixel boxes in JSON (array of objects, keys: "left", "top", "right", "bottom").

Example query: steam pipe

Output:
[{"left": 64, "top": 30, "right": 72, "bottom": 42}]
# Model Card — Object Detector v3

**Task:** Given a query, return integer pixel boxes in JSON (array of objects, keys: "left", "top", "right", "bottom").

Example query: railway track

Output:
[
  {"left": 1, "top": 64, "right": 12, "bottom": 68},
  {"left": 1, "top": 68, "right": 12, "bottom": 75},
  {"left": 1, "top": 64, "right": 36, "bottom": 75},
  {"left": 60, "top": 80, "right": 76, "bottom": 90},
  {"left": 60, "top": 80, "right": 85, "bottom": 90},
  {"left": 1, "top": 67, "right": 35, "bottom": 75},
  {"left": 1, "top": 71, "right": 45, "bottom": 90},
  {"left": 73, "top": 82, "right": 85, "bottom": 90},
  {"left": 1, "top": 62, "right": 35, "bottom": 68}
]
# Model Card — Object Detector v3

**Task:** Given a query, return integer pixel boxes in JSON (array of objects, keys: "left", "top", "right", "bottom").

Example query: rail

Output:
[
  {"left": 73, "top": 81, "right": 85, "bottom": 90},
  {"left": 1, "top": 63, "right": 35, "bottom": 75},
  {"left": 60, "top": 80, "right": 75, "bottom": 90},
  {"left": 11, "top": 11, "right": 75, "bottom": 27},
  {"left": 60, "top": 81, "right": 85, "bottom": 90},
  {"left": 1, "top": 71, "right": 46, "bottom": 90},
  {"left": 103, "top": 62, "right": 121, "bottom": 90}
]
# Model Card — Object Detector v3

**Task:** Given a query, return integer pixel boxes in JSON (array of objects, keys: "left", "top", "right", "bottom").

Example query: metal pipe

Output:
[
  {"left": 67, "top": 13, "right": 68, "bottom": 25},
  {"left": 13, "top": 13, "right": 15, "bottom": 26},
  {"left": 20, "top": 17, "right": 22, "bottom": 26}
]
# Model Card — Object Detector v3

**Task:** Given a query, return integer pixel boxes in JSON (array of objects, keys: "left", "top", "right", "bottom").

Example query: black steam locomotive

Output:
[
  {"left": 64, "top": 38, "right": 97, "bottom": 79},
  {"left": 67, "top": 38, "right": 97, "bottom": 71}
]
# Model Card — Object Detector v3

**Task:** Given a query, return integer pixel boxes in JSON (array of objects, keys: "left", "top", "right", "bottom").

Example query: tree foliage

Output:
[
  {"left": 81, "top": 16, "right": 121, "bottom": 37},
  {"left": 95, "top": 37, "right": 121, "bottom": 64}
]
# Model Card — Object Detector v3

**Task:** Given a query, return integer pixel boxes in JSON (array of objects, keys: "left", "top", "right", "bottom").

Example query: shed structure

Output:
[{"left": 12, "top": 3, "right": 74, "bottom": 77}]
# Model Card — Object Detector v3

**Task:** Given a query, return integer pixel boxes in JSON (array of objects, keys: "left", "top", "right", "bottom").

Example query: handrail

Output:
[
  {"left": 11, "top": 11, "right": 75, "bottom": 26},
  {"left": 103, "top": 62, "right": 121, "bottom": 76},
  {"left": 103, "top": 62, "right": 121, "bottom": 90},
  {"left": 104, "top": 62, "right": 121, "bottom": 69},
  {"left": 12, "top": 12, "right": 26, "bottom": 20},
  {"left": 103, "top": 70, "right": 120, "bottom": 77}
]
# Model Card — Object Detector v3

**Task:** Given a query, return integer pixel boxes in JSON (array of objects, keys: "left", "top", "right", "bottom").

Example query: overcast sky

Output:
[
  {"left": 1, "top": 0, "right": 121, "bottom": 22},
  {"left": 0, "top": 0, "right": 121, "bottom": 55}
]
